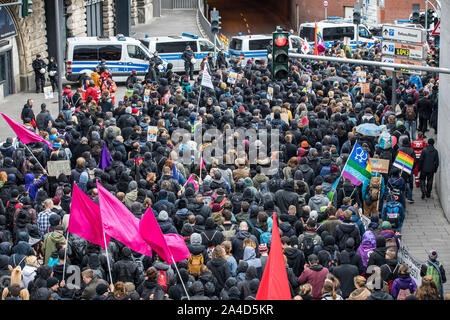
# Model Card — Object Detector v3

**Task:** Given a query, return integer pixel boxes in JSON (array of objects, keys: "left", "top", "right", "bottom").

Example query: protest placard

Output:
[{"left": 47, "top": 160, "right": 71, "bottom": 177}]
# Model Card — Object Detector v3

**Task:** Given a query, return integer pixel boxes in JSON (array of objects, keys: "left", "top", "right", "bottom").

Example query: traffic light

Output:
[
  {"left": 353, "top": 3, "right": 361, "bottom": 25},
  {"left": 411, "top": 4, "right": 420, "bottom": 24},
  {"left": 20, "top": 0, "right": 33, "bottom": 18},
  {"left": 271, "top": 27, "right": 289, "bottom": 81},
  {"left": 210, "top": 8, "right": 221, "bottom": 34}
]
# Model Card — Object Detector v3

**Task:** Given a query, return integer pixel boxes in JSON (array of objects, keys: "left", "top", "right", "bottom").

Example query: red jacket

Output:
[
  {"left": 85, "top": 85, "right": 99, "bottom": 102},
  {"left": 298, "top": 264, "right": 329, "bottom": 299}
]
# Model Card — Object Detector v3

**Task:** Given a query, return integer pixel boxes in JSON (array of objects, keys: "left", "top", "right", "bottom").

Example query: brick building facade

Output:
[
  {"left": 0, "top": 0, "right": 154, "bottom": 97},
  {"left": 289, "top": 0, "right": 427, "bottom": 31}
]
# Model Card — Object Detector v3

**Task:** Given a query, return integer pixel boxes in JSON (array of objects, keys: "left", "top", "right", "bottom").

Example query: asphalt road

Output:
[{"left": 207, "top": 0, "right": 291, "bottom": 37}]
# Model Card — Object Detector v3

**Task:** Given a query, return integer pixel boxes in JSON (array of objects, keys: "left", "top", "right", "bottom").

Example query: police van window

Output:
[
  {"left": 156, "top": 41, "right": 198, "bottom": 53},
  {"left": 199, "top": 41, "right": 214, "bottom": 52},
  {"left": 98, "top": 45, "right": 122, "bottom": 60},
  {"left": 300, "top": 27, "right": 315, "bottom": 42},
  {"left": 127, "top": 45, "right": 147, "bottom": 60},
  {"left": 359, "top": 26, "right": 371, "bottom": 38},
  {"left": 73, "top": 45, "right": 99, "bottom": 60},
  {"left": 229, "top": 39, "right": 242, "bottom": 50},
  {"left": 323, "top": 26, "right": 354, "bottom": 41},
  {"left": 249, "top": 39, "right": 271, "bottom": 50}
]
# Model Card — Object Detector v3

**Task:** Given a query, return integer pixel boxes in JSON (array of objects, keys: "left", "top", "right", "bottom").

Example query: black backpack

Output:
[{"left": 300, "top": 234, "right": 316, "bottom": 258}]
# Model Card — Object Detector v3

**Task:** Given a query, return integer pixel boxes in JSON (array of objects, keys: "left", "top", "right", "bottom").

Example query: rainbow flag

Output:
[
  {"left": 342, "top": 142, "right": 372, "bottom": 186},
  {"left": 393, "top": 151, "right": 414, "bottom": 175}
]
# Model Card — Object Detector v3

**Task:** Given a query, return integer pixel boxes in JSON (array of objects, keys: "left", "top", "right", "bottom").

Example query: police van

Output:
[
  {"left": 228, "top": 34, "right": 304, "bottom": 64},
  {"left": 299, "top": 19, "right": 375, "bottom": 50},
  {"left": 65, "top": 35, "right": 166, "bottom": 82},
  {"left": 139, "top": 33, "right": 216, "bottom": 73}
]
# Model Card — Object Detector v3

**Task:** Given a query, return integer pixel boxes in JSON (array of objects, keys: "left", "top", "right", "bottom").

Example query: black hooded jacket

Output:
[{"left": 274, "top": 179, "right": 299, "bottom": 215}]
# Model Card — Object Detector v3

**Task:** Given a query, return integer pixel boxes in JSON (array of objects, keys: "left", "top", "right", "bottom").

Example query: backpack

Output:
[
  {"left": 384, "top": 201, "right": 402, "bottom": 229},
  {"left": 378, "top": 130, "right": 393, "bottom": 150},
  {"left": 426, "top": 260, "right": 442, "bottom": 292},
  {"left": 397, "top": 284, "right": 413, "bottom": 300},
  {"left": 298, "top": 192, "right": 307, "bottom": 208},
  {"left": 91, "top": 268, "right": 105, "bottom": 280},
  {"left": 131, "top": 254, "right": 145, "bottom": 284},
  {"left": 219, "top": 225, "right": 237, "bottom": 241},
  {"left": 157, "top": 270, "right": 169, "bottom": 291},
  {"left": 187, "top": 253, "right": 204, "bottom": 277},
  {"left": 366, "top": 176, "right": 381, "bottom": 204},
  {"left": 300, "top": 233, "right": 316, "bottom": 258},
  {"left": 255, "top": 227, "right": 272, "bottom": 245},
  {"left": 405, "top": 105, "right": 416, "bottom": 121}
]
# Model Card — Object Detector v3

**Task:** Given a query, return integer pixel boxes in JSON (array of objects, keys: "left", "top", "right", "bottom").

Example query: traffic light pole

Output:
[
  {"left": 54, "top": 0, "right": 63, "bottom": 112},
  {"left": 425, "top": 0, "right": 428, "bottom": 30}
]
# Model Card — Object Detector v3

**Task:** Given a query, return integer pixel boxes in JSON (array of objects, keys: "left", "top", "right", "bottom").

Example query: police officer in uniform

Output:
[
  {"left": 32, "top": 54, "right": 46, "bottom": 93},
  {"left": 182, "top": 45, "right": 195, "bottom": 80}
]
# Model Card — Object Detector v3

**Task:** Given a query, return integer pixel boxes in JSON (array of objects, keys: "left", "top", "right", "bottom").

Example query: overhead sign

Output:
[
  {"left": 382, "top": 25, "right": 426, "bottom": 44},
  {"left": 431, "top": 20, "right": 440, "bottom": 36},
  {"left": 323, "top": 0, "right": 328, "bottom": 7},
  {"left": 381, "top": 41, "right": 427, "bottom": 60},
  {"left": 381, "top": 56, "right": 424, "bottom": 75}
]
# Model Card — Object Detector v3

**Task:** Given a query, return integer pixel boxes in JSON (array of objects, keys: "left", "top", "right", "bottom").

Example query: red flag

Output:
[
  {"left": 314, "top": 23, "right": 319, "bottom": 56},
  {"left": 256, "top": 212, "right": 292, "bottom": 300},
  {"left": 1, "top": 112, "right": 54, "bottom": 150},
  {"left": 139, "top": 206, "right": 174, "bottom": 264},
  {"left": 97, "top": 181, "right": 153, "bottom": 257},
  {"left": 164, "top": 234, "right": 190, "bottom": 263},
  {"left": 200, "top": 156, "right": 205, "bottom": 169},
  {"left": 67, "top": 183, "right": 109, "bottom": 248}
]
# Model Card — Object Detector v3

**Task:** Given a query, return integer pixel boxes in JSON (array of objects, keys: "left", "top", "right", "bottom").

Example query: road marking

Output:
[
  {"left": 248, "top": 29, "right": 251, "bottom": 34},
  {"left": 246, "top": 23, "right": 249, "bottom": 28},
  {"left": 243, "top": 18, "right": 247, "bottom": 22}
]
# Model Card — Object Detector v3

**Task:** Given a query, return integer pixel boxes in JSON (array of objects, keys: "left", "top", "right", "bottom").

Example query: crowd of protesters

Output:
[{"left": 0, "top": 36, "right": 447, "bottom": 301}]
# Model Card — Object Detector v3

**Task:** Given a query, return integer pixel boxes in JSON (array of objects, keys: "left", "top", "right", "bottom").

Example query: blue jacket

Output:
[{"left": 25, "top": 173, "right": 47, "bottom": 201}]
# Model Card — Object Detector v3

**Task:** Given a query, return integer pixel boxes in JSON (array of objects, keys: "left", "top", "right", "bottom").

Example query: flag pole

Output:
[
  {"left": 62, "top": 231, "right": 69, "bottom": 282},
  {"left": 331, "top": 142, "right": 357, "bottom": 202},
  {"left": 197, "top": 85, "right": 203, "bottom": 113},
  {"left": 23, "top": 143, "right": 46, "bottom": 172},
  {"left": 171, "top": 256, "right": 190, "bottom": 300},
  {"left": 103, "top": 231, "right": 114, "bottom": 286}
]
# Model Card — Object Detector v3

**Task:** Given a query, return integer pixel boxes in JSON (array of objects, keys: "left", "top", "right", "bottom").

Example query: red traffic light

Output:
[{"left": 275, "top": 36, "right": 288, "bottom": 47}]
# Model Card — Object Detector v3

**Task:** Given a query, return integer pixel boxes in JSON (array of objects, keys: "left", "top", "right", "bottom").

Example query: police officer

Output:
[
  {"left": 97, "top": 59, "right": 107, "bottom": 74},
  {"left": 150, "top": 51, "right": 163, "bottom": 68},
  {"left": 32, "top": 54, "right": 46, "bottom": 93},
  {"left": 47, "top": 57, "right": 58, "bottom": 92},
  {"left": 182, "top": 45, "right": 195, "bottom": 80},
  {"left": 216, "top": 48, "right": 228, "bottom": 69}
]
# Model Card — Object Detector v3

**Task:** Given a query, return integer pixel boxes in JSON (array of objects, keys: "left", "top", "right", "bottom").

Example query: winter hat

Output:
[
  {"left": 211, "top": 203, "right": 222, "bottom": 213},
  {"left": 428, "top": 250, "right": 438, "bottom": 261},
  {"left": 258, "top": 243, "right": 268, "bottom": 254},
  {"left": 125, "top": 106, "right": 132, "bottom": 114},
  {"left": 129, "top": 181, "right": 138, "bottom": 191},
  {"left": 309, "top": 210, "right": 318, "bottom": 221},
  {"left": 46, "top": 277, "right": 59, "bottom": 288},
  {"left": 190, "top": 233, "right": 202, "bottom": 245},
  {"left": 49, "top": 214, "right": 61, "bottom": 226},
  {"left": 122, "top": 247, "right": 132, "bottom": 257},
  {"left": 181, "top": 223, "right": 194, "bottom": 237},
  {"left": 301, "top": 141, "right": 309, "bottom": 148},
  {"left": 381, "top": 221, "right": 392, "bottom": 230},
  {"left": 96, "top": 283, "right": 109, "bottom": 296},
  {"left": 158, "top": 210, "right": 169, "bottom": 222}
]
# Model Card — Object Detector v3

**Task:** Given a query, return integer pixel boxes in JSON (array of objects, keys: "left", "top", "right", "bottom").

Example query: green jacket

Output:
[{"left": 43, "top": 231, "right": 66, "bottom": 265}]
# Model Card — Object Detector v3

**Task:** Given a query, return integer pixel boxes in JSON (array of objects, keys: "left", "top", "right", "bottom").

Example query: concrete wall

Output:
[{"left": 437, "top": 1, "right": 450, "bottom": 222}]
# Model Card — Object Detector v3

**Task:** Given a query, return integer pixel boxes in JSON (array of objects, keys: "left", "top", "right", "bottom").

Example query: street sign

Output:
[
  {"left": 323, "top": 0, "right": 328, "bottom": 7},
  {"left": 431, "top": 20, "right": 440, "bottom": 35},
  {"left": 381, "top": 25, "right": 426, "bottom": 44},
  {"left": 381, "top": 41, "right": 427, "bottom": 60},
  {"left": 381, "top": 56, "right": 424, "bottom": 75}
]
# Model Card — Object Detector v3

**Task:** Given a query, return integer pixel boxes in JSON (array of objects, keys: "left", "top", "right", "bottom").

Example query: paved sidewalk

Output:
[
  {"left": 401, "top": 156, "right": 450, "bottom": 293},
  {"left": 131, "top": 9, "right": 201, "bottom": 38}
]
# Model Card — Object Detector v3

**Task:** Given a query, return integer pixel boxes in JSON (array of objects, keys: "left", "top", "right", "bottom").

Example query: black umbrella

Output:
[{"left": 324, "top": 76, "right": 348, "bottom": 85}]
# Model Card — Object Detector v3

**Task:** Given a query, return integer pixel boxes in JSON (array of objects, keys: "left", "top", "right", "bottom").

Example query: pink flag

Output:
[
  {"left": 184, "top": 174, "right": 199, "bottom": 190},
  {"left": 1, "top": 112, "right": 54, "bottom": 150},
  {"left": 164, "top": 234, "right": 190, "bottom": 263},
  {"left": 200, "top": 156, "right": 205, "bottom": 169},
  {"left": 139, "top": 206, "right": 175, "bottom": 264},
  {"left": 97, "top": 182, "right": 153, "bottom": 257},
  {"left": 68, "top": 183, "right": 109, "bottom": 248}
]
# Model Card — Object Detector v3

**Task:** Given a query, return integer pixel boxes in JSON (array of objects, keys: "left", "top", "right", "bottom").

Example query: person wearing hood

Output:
[
  {"left": 231, "top": 222, "right": 258, "bottom": 262},
  {"left": 333, "top": 209, "right": 361, "bottom": 251},
  {"left": 367, "top": 235, "right": 387, "bottom": 267},
  {"left": 42, "top": 225, "right": 66, "bottom": 265},
  {"left": 252, "top": 166, "right": 269, "bottom": 190},
  {"left": 390, "top": 264, "right": 417, "bottom": 299},
  {"left": 112, "top": 247, "right": 142, "bottom": 285},
  {"left": 0, "top": 137, "right": 15, "bottom": 159},
  {"left": 152, "top": 255, "right": 176, "bottom": 292},
  {"left": 220, "top": 277, "right": 239, "bottom": 300},
  {"left": 242, "top": 246, "right": 262, "bottom": 279},
  {"left": 28, "top": 265, "right": 53, "bottom": 298},
  {"left": 0, "top": 255, "right": 10, "bottom": 282},
  {"left": 298, "top": 254, "right": 329, "bottom": 300},
  {"left": 156, "top": 210, "right": 178, "bottom": 234},
  {"left": 124, "top": 181, "right": 139, "bottom": 209},
  {"left": 275, "top": 178, "right": 299, "bottom": 215},
  {"left": 331, "top": 250, "right": 359, "bottom": 298},
  {"left": 201, "top": 217, "right": 224, "bottom": 250},
  {"left": 356, "top": 230, "right": 377, "bottom": 273},
  {"left": 187, "top": 232, "right": 209, "bottom": 266},
  {"left": 342, "top": 238, "right": 364, "bottom": 275},
  {"left": 298, "top": 157, "right": 315, "bottom": 187},
  {"left": 168, "top": 267, "right": 191, "bottom": 300},
  {"left": 282, "top": 236, "right": 305, "bottom": 278},
  {"left": 237, "top": 265, "right": 259, "bottom": 299},
  {"left": 308, "top": 185, "right": 330, "bottom": 213},
  {"left": 189, "top": 280, "right": 210, "bottom": 300}
]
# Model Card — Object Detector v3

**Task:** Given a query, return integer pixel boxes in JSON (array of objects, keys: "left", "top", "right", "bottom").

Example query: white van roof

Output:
[
  {"left": 230, "top": 33, "right": 300, "bottom": 40},
  {"left": 300, "top": 21, "right": 356, "bottom": 28},
  {"left": 142, "top": 35, "right": 206, "bottom": 42},
  {"left": 67, "top": 36, "right": 143, "bottom": 45}
]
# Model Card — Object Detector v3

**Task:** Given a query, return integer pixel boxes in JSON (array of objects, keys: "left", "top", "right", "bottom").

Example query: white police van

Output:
[
  {"left": 65, "top": 35, "right": 166, "bottom": 82},
  {"left": 299, "top": 19, "right": 375, "bottom": 50},
  {"left": 139, "top": 33, "right": 216, "bottom": 73},
  {"left": 228, "top": 34, "right": 304, "bottom": 64}
]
